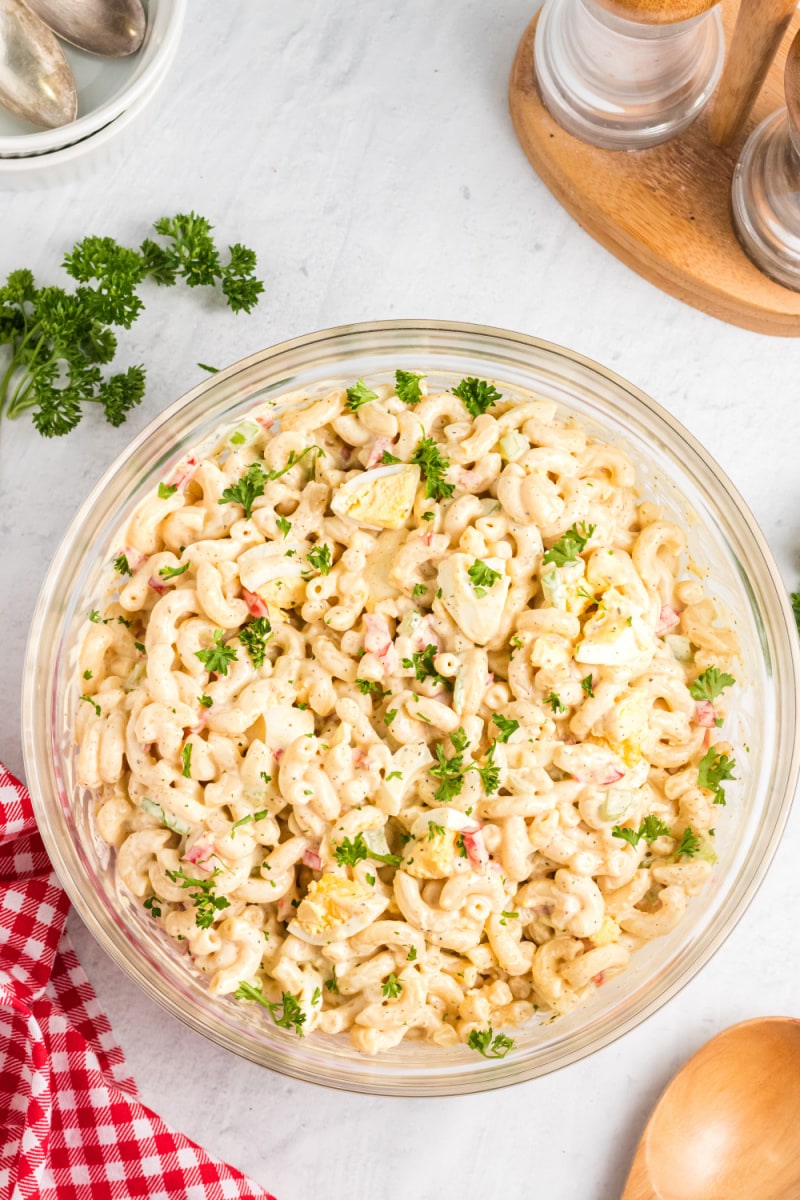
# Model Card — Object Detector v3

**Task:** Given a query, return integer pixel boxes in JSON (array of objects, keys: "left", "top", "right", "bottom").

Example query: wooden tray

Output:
[{"left": 508, "top": 3, "right": 800, "bottom": 336}]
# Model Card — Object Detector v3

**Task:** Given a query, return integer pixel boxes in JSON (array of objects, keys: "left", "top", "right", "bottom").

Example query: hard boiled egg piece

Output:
[
  {"left": 331, "top": 464, "right": 421, "bottom": 530},
  {"left": 288, "top": 874, "right": 389, "bottom": 945},
  {"left": 436, "top": 553, "right": 510, "bottom": 646}
]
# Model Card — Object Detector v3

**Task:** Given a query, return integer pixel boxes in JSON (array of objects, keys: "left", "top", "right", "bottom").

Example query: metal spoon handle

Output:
[
  {"left": 0, "top": 0, "right": 76, "bottom": 129},
  {"left": 20, "top": 0, "right": 146, "bottom": 57}
]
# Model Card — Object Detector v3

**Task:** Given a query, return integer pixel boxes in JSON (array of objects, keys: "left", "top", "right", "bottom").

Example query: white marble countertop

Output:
[{"left": 2, "top": 3, "right": 800, "bottom": 1197}]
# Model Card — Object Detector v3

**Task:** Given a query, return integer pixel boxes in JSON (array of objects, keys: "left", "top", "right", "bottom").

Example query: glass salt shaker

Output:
[
  {"left": 731, "top": 30, "right": 800, "bottom": 292},
  {"left": 535, "top": 0, "right": 725, "bottom": 150}
]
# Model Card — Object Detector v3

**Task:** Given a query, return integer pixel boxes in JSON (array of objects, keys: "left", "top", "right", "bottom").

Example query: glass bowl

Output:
[{"left": 23, "top": 320, "right": 800, "bottom": 1096}]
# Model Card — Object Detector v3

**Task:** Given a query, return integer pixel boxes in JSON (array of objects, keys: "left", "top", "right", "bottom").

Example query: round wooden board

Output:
[{"left": 508, "top": 3, "right": 800, "bottom": 336}]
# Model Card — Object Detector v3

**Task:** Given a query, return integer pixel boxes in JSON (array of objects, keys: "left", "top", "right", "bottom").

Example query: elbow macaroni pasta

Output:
[{"left": 75, "top": 371, "right": 739, "bottom": 1055}]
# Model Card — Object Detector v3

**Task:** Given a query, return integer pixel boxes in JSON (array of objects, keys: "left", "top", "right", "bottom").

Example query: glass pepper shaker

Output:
[
  {"left": 535, "top": 0, "right": 725, "bottom": 150},
  {"left": 731, "top": 30, "right": 800, "bottom": 291}
]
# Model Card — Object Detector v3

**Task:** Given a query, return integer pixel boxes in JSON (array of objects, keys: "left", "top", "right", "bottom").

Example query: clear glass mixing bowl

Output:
[{"left": 23, "top": 320, "right": 800, "bottom": 1095}]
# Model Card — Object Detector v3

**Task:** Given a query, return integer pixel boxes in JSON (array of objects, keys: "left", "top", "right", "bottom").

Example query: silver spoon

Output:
[
  {"left": 20, "top": 0, "right": 146, "bottom": 58},
  {"left": 0, "top": 0, "right": 76, "bottom": 129}
]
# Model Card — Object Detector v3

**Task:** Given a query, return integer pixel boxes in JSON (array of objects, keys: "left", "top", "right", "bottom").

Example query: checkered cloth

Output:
[{"left": 0, "top": 763, "right": 276, "bottom": 1200}]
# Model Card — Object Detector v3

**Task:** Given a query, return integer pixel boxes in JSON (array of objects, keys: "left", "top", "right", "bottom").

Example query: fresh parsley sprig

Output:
[
  {"left": 195, "top": 629, "right": 238, "bottom": 676},
  {"left": 612, "top": 815, "right": 671, "bottom": 847},
  {"left": 492, "top": 714, "right": 519, "bottom": 743},
  {"left": 345, "top": 378, "right": 378, "bottom": 412},
  {"left": 410, "top": 436, "right": 454, "bottom": 501},
  {"left": 542, "top": 522, "right": 596, "bottom": 567},
  {"left": 697, "top": 746, "right": 736, "bottom": 806},
  {"left": 333, "top": 833, "right": 402, "bottom": 868},
  {"left": 0, "top": 214, "right": 262, "bottom": 437},
  {"left": 395, "top": 370, "right": 425, "bottom": 406},
  {"left": 452, "top": 376, "right": 501, "bottom": 417},
  {"left": 166, "top": 866, "right": 230, "bottom": 929},
  {"left": 402, "top": 644, "right": 452, "bottom": 690},
  {"left": 689, "top": 667, "right": 735, "bottom": 703},
  {"left": 233, "top": 981, "right": 306, "bottom": 1036},
  {"left": 467, "top": 1027, "right": 515, "bottom": 1058},
  {"left": 467, "top": 559, "right": 502, "bottom": 598},
  {"left": 239, "top": 617, "right": 273, "bottom": 668}
]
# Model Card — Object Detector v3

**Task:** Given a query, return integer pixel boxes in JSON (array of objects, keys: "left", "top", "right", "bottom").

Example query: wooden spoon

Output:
[
  {"left": 21, "top": 0, "right": 146, "bottom": 57},
  {"left": 621, "top": 1018, "right": 800, "bottom": 1200}
]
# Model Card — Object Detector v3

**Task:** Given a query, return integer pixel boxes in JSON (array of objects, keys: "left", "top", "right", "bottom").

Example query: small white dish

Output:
[{"left": 0, "top": 0, "right": 185, "bottom": 159}]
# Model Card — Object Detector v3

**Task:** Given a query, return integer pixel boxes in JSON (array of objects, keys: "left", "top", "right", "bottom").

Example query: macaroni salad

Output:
[{"left": 75, "top": 371, "right": 739, "bottom": 1056}]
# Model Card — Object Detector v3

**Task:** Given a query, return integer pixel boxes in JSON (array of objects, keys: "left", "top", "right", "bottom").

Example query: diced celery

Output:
[
  {"left": 601, "top": 788, "right": 632, "bottom": 822},
  {"left": 665, "top": 634, "right": 693, "bottom": 663},
  {"left": 540, "top": 565, "right": 566, "bottom": 610},
  {"left": 141, "top": 796, "right": 192, "bottom": 837},
  {"left": 498, "top": 431, "right": 528, "bottom": 462},
  {"left": 227, "top": 419, "right": 261, "bottom": 448}
]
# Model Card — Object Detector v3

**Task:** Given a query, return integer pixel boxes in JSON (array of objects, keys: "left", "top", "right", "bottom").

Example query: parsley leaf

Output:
[
  {"left": 544, "top": 691, "right": 565, "bottom": 714},
  {"left": 198, "top": 694, "right": 213, "bottom": 708},
  {"left": 181, "top": 744, "right": 192, "bottom": 778},
  {"left": 475, "top": 742, "right": 500, "bottom": 795},
  {"left": 612, "top": 815, "right": 671, "bottom": 847},
  {"left": 430, "top": 735, "right": 470, "bottom": 803},
  {"left": 452, "top": 376, "right": 501, "bottom": 417},
  {"left": 407, "top": 946, "right": 417, "bottom": 961},
  {"left": 195, "top": 629, "right": 238, "bottom": 676},
  {"left": 114, "top": 554, "right": 131, "bottom": 575},
  {"left": 689, "top": 667, "right": 736, "bottom": 704},
  {"left": 410, "top": 437, "right": 454, "bottom": 502},
  {"left": 467, "top": 1027, "right": 515, "bottom": 1058},
  {"left": 158, "top": 482, "right": 177, "bottom": 499},
  {"left": 325, "top": 969, "right": 339, "bottom": 993},
  {"left": 382, "top": 973, "right": 403, "bottom": 999},
  {"left": 467, "top": 559, "right": 502, "bottom": 598},
  {"left": 355, "top": 678, "right": 390, "bottom": 698},
  {"left": 166, "top": 866, "right": 230, "bottom": 929},
  {"left": 542, "top": 523, "right": 596, "bottom": 567},
  {"left": 239, "top": 617, "right": 273, "bottom": 668},
  {"left": 581, "top": 675, "right": 595, "bottom": 698},
  {"left": 412, "top": 583, "right": 427, "bottom": 599},
  {"left": 276, "top": 515, "right": 292, "bottom": 538},
  {"left": 306, "top": 543, "right": 332, "bottom": 575},
  {"left": 334, "top": 833, "right": 401, "bottom": 868},
  {"left": 697, "top": 747, "right": 736, "bottom": 805},
  {"left": 218, "top": 462, "right": 267, "bottom": 519},
  {"left": 677, "top": 826, "right": 701, "bottom": 858},
  {"left": 230, "top": 809, "right": 269, "bottom": 833},
  {"left": 158, "top": 561, "right": 190, "bottom": 580},
  {"left": 233, "top": 981, "right": 306, "bottom": 1036},
  {"left": 402, "top": 644, "right": 451, "bottom": 689},
  {"left": 345, "top": 378, "right": 378, "bottom": 412},
  {"left": 140, "top": 213, "right": 264, "bottom": 313},
  {"left": 492, "top": 714, "right": 519, "bottom": 743},
  {"left": 395, "top": 369, "right": 425, "bottom": 405},
  {"left": 80, "top": 694, "right": 101, "bottom": 717},
  {"left": 380, "top": 450, "right": 401, "bottom": 465}
]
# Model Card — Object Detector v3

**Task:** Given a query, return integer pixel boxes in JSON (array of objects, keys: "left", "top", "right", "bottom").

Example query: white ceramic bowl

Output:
[{"left": 0, "top": 0, "right": 185, "bottom": 161}]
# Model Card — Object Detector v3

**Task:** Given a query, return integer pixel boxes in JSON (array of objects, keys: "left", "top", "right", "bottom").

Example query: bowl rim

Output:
[
  {"left": 0, "top": 0, "right": 187, "bottom": 159},
  {"left": 22, "top": 318, "right": 800, "bottom": 1095}
]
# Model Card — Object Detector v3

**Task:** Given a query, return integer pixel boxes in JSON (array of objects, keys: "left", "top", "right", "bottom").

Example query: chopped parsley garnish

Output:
[
  {"left": 198, "top": 693, "right": 213, "bottom": 708},
  {"left": 325, "top": 969, "right": 339, "bottom": 994},
  {"left": 402, "top": 643, "right": 451, "bottom": 689},
  {"left": 218, "top": 462, "right": 267, "bottom": 519},
  {"left": 581, "top": 675, "right": 595, "bottom": 698},
  {"left": 386, "top": 770, "right": 402, "bottom": 781},
  {"left": 355, "top": 678, "right": 390, "bottom": 698},
  {"left": 231, "top": 809, "right": 269, "bottom": 833},
  {"left": 166, "top": 866, "right": 230, "bottom": 929},
  {"left": 412, "top": 583, "right": 427, "bottom": 598},
  {"left": 410, "top": 436, "right": 454, "bottom": 502},
  {"left": 233, "top": 981, "right": 306, "bottom": 1036},
  {"left": 689, "top": 667, "right": 736, "bottom": 704},
  {"left": 492, "top": 713, "right": 519, "bottom": 743},
  {"left": 195, "top": 629, "right": 238, "bottom": 676},
  {"left": 677, "top": 826, "right": 701, "bottom": 858},
  {"left": 239, "top": 617, "right": 273, "bottom": 668},
  {"left": 430, "top": 731, "right": 470, "bottom": 803},
  {"left": 80, "top": 694, "right": 101, "bottom": 717},
  {"left": 134, "top": 641, "right": 146, "bottom": 654},
  {"left": 82, "top": 669, "right": 93, "bottom": 680},
  {"left": 380, "top": 450, "right": 401, "bottom": 465},
  {"left": 475, "top": 742, "right": 500, "bottom": 794},
  {"left": 467, "top": 1027, "right": 515, "bottom": 1058},
  {"left": 219, "top": 447, "right": 322, "bottom": 519},
  {"left": 421, "top": 511, "right": 435, "bottom": 521},
  {"left": 451, "top": 376, "right": 501, "bottom": 417},
  {"left": 143, "top": 895, "right": 161, "bottom": 919},
  {"left": 345, "top": 378, "right": 378, "bottom": 412},
  {"left": 382, "top": 973, "right": 402, "bottom": 999},
  {"left": 181, "top": 744, "right": 192, "bottom": 778},
  {"left": 333, "top": 833, "right": 401, "bottom": 868},
  {"left": 384, "top": 709, "right": 398, "bottom": 726},
  {"left": 158, "top": 482, "right": 177, "bottom": 499},
  {"left": 455, "top": 833, "right": 468, "bottom": 858},
  {"left": 697, "top": 746, "right": 736, "bottom": 805},
  {"left": 158, "top": 561, "right": 190, "bottom": 580},
  {"left": 407, "top": 946, "right": 417, "bottom": 961},
  {"left": 612, "top": 815, "right": 671, "bottom": 847},
  {"left": 467, "top": 559, "right": 502, "bottom": 598},
  {"left": 542, "top": 522, "right": 596, "bottom": 567},
  {"left": 114, "top": 554, "right": 132, "bottom": 575},
  {"left": 394, "top": 369, "right": 425, "bottom": 406},
  {"left": 259, "top": 771, "right": 272, "bottom": 786},
  {"left": 276, "top": 514, "right": 292, "bottom": 538},
  {"left": 544, "top": 691, "right": 565, "bottom": 714},
  {"left": 89, "top": 609, "right": 102, "bottom": 623},
  {"left": 306, "top": 543, "right": 332, "bottom": 575},
  {"left": 428, "top": 822, "right": 446, "bottom": 839}
]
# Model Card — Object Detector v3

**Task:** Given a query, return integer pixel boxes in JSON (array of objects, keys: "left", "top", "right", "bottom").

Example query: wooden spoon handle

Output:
[{"left": 707, "top": 0, "right": 797, "bottom": 146}]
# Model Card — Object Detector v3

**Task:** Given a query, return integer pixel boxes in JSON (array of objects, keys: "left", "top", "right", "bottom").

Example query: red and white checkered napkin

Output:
[{"left": 0, "top": 763, "right": 276, "bottom": 1200}]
